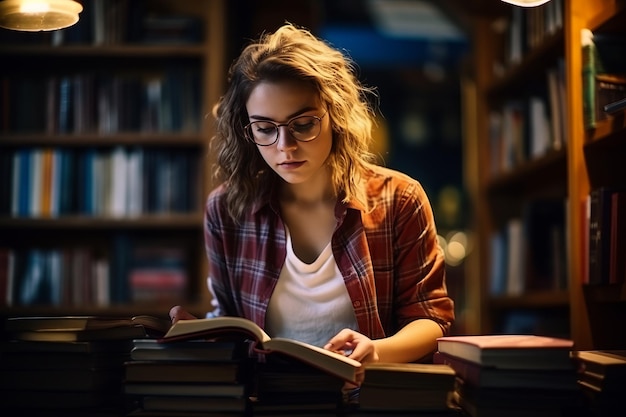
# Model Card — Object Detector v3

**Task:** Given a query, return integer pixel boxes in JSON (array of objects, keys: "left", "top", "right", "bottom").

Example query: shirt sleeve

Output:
[
  {"left": 392, "top": 180, "right": 455, "bottom": 334},
  {"left": 203, "top": 188, "right": 238, "bottom": 318}
]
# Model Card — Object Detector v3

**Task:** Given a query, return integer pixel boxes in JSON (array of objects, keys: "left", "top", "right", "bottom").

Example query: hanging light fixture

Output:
[
  {"left": 501, "top": 0, "right": 552, "bottom": 6},
  {"left": 0, "top": 0, "right": 83, "bottom": 32}
]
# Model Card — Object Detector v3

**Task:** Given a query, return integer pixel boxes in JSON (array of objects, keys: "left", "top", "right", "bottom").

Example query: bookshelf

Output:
[
  {"left": 463, "top": 0, "right": 626, "bottom": 350},
  {"left": 0, "top": 0, "right": 226, "bottom": 319}
]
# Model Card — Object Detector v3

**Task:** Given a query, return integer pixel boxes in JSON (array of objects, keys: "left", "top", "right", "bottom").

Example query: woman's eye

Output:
[
  {"left": 255, "top": 123, "right": 276, "bottom": 135},
  {"left": 292, "top": 121, "right": 314, "bottom": 132}
]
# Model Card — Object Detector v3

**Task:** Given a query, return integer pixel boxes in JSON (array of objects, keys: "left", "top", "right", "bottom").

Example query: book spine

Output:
[
  {"left": 609, "top": 192, "right": 626, "bottom": 284},
  {"left": 433, "top": 352, "right": 480, "bottom": 387},
  {"left": 588, "top": 187, "right": 615, "bottom": 285},
  {"left": 581, "top": 31, "right": 597, "bottom": 130}
]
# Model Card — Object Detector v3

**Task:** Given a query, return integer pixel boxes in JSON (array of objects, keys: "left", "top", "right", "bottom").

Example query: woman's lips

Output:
[{"left": 279, "top": 161, "right": 305, "bottom": 169}]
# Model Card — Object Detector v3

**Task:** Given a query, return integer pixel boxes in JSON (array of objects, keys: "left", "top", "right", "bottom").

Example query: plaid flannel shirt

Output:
[{"left": 204, "top": 164, "right": 454, "bottom": 339}]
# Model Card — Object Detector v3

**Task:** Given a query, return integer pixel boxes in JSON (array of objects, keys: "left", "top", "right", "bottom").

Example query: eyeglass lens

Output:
[{"left": 247, "top": 115, "right": 322, "bottom": 145}]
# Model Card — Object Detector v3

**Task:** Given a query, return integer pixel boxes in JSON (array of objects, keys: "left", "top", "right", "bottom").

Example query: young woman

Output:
[{"left": 170, "top": 23, "right": 454, "bottom": 372}]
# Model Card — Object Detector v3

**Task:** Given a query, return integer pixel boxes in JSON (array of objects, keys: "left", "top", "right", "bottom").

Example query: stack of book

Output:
[
  {"left": 123, "top": 338, "right": 252, "bottom": 416},
  {"left": 435, "top": 334, "right": 581, "bottom": 417},
  {"left": 354, "top": 362, "right": 459, "bottom": 416},
  {"left": 150, "top": 315, "right": 363, "bottom": 416},
  {"left": 250, "top": 355, "right": 348, "bottom": 416},
  {"left": 0, "top": 315, "right": 170, "bottom": 417},
  {"left": 573, "top": 350, "right": 626, "bottom": 415}
]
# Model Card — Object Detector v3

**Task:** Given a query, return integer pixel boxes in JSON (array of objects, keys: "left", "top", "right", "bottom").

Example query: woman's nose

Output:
[{"left": 275, "top": 125, "right": 298, "bottom": 151}]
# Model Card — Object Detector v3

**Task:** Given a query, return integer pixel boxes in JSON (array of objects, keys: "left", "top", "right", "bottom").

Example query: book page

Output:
[
  {"left": 161, "top": 316, "right": 271, "bottom": 343},
  {"left": 264, "top": 337, "right": 361, "bottom": 383}
]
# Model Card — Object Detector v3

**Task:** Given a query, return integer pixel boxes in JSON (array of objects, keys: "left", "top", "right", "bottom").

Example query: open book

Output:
[{"left": 160, "top": 316, "right": 361, "bottom": 384}]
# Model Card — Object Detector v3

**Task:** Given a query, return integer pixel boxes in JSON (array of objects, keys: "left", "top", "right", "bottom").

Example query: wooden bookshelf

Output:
[
  {"left": 463, "top": 0, "right": 626, "bottom": 350},
  {"left": 0, "top": 0, "right": 226, "bottom": 320}
]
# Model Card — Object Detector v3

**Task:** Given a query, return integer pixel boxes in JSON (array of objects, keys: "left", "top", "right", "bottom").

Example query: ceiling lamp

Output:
[
  {"left": 501, "top": 0, "right": 552, "bottom": 6},
  {"left": 0, "top": 0, "right": 83, "bottom": 32}
]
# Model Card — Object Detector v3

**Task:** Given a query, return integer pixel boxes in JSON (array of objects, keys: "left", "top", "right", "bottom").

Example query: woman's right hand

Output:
[{"left": 168, "top": 305, "right": 197, "bottom": 324}]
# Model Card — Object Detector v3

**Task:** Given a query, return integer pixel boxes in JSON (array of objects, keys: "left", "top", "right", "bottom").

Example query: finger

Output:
[
  {"left": 346, "top": 340, "right": 370, "bottom": 362},
  {"left": 168, "top": 306, "right": 196, "bottom": 323},
  {"left": 323, "top": 328, "right": 355, "bottom": 351}
]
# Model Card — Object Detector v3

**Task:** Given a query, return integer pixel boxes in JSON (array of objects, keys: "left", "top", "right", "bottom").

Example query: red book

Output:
[{"left": 436, "top": 334, "right": 574, "bottom": 369}]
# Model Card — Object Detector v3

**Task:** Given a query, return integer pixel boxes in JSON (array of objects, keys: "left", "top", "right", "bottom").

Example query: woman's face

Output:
[{"left": 245, "top": 80, "right": 332, "bottom": 186}]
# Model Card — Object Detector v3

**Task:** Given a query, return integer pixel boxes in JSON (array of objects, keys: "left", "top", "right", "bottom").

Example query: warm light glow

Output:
[
  {"left": 20, "top": 0, "right": 50, "bottom": 13},
  {"left": 501, "top": 0, "right": 552, "bottom": 7},
  {"left": 447, "top": 242, "right": 466, "bottom": 263},
  {"left": 0, "top": 0, "right": 82, "bottom": 32},
  {"left": 438, "top": 231, "right": 472, "bottom": 267}
]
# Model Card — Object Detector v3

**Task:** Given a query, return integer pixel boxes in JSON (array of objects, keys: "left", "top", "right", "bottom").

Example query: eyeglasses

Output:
[{"left": 244, "top": 111, "right": 327, "bottom": 146}]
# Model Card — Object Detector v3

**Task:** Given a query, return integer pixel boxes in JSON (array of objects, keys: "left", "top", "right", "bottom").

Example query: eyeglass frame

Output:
[{"left": 243, "top": 110, "right": 328, "bottom": 146}]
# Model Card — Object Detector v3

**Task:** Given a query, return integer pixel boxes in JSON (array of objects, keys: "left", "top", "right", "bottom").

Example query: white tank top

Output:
[{"left": 265, "top": 229, "right": 358, "bottom": 347}]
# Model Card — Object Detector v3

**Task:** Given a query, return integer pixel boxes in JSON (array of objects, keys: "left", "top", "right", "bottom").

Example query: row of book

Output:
[
  {"left": 1, "top": 67, "right": 201, "bottom": 135},
  {"left": 0, "top": 315, "right": 461, "bottom": 416},
  {"left": 0, "top": 247, "right": 110, "bottom": 308},
  {"left": 504, "top": 0, "right": 563, "bottom": 67},
  {"left": 0, "top": 146, "right": 200, "bottom": 218},
  {"left": 489, "top": 198, "right": 568, "bottom": 297},
  {"left": 488, "top": 60, "right": 566, "bottom": 178},
  {"left": 0, "top": 239, "right": 189, "bottom": 308},
  {"left": 4, "top": 314, "right": 623, "bottom": 416},
  {"left": 489, "top": 183, "right": 626, "bottom": 296},
  {"left": 0, "top": 0, "right": 204, "bottom": 46}
]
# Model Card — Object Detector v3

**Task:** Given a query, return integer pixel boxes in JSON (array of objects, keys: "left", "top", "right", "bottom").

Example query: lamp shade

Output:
[
  {"left": 0, "top": 0, "right": 83, "bottom": 32},
  {"left": 501, "top": 0, "right": 552, "bottom": 7}
]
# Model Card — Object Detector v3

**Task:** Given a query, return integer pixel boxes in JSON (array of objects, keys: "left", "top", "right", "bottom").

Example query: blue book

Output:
[{"left": 17, "top": 149, "right": 31, "bottom": 217}]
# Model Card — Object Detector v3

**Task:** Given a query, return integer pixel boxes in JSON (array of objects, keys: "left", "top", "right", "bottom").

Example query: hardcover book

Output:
[
  {"left": 0, "top": 368, "right": 124, "bottom": 392},
  {"left": 436, "top": 334, "right": 574, "bottom": 369},
  {"left": 140, "top": 395, "right": 247, "bottom": 413},
  {"left": 160, "top": 316, "right": 361, "bottom": 384},
  {"left": 4, "top": 315, "right": 171, "bottom": 333},
  {"left": 0, "top": 339, "right": 134, "bottom": 353},
  {"left": 453, "top": 380, "right": 581, "bottom": 417},
  {"left": 609, "top": 192, "right": 626, "bottom": 284},
  {"left": 358, "top": 362, "right": 456, "bottom": 412},
  {"left": 588, "top": 187, "right": 617, "bottom": 284},
  {"left": 130, "top": 339, "right": 245, "bottom": 362},
  {"left": 4, "top": 315, "right": 171, "bottom": 342},
  {"left": 433, "top": 351, "right": 577, "bottom": 390},
  {"left": 361, "top": 362, "right": 455, "bottom": 390},
  {"left": 124, "top": 382, "right": 246, "bottom": 398},
  {"left": 124, "top": 360, "right": 243, "bottom": 383},
  {"left": 8, "top": 324, "right": 152, "bottom": 342},
  {"left": 574, "top": 350, "right": 626, "bottom": 384},
  {"left": 358, "top": 385, "right": 452, "bottom": 412}
]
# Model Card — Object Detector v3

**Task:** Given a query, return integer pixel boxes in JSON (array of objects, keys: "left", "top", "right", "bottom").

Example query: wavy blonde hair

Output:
[{"left": 211, "top": 23, "right": 378, "bottom": 221}]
